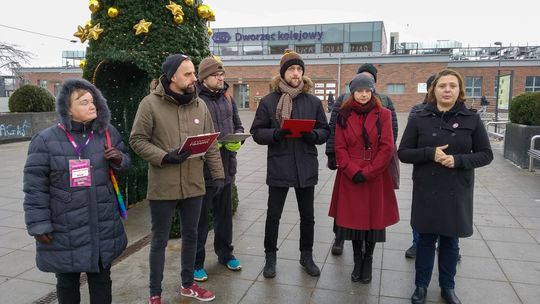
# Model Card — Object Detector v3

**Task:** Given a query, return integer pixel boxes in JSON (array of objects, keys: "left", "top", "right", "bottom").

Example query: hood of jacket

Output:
[
  {"left": 56, "top": 78, "right": 110, "bottom": 133},
  {"left": 270, "top": 75, "right": 314, "bottom": 94}
]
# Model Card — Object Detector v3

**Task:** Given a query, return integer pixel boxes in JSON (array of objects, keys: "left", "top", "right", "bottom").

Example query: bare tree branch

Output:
[{"left": 0, "top": 41, "right": 33, "bottom": 71}]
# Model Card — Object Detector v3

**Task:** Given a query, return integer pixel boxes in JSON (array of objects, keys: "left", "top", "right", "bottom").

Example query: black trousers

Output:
[
  {"left": 195, "top": 183, "right": 235, "bottom": 268},
  {"left": 56, "top": 264, "right": 111, "bottom": 304},
  {"left": 264, "top": 186, "right": 315, "bottom": 253},
  {"left": 148, "top": 197, "right": 202, "bottom": 296}
]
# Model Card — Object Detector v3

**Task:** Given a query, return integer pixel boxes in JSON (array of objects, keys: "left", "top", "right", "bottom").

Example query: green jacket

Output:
[{"left": 130, "top": 79, "right": 224, "bottom": 200}]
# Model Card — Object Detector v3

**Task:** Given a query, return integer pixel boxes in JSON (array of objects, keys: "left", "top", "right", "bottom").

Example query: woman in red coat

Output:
[{"left": 329, "top": 74, "right": 399, "bottom": 283}]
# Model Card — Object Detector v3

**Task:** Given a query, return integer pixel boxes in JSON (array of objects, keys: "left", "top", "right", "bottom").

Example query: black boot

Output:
[
  {"left": 441, "top": 288, "right": 462, "bottom": 304},
  {"left": 299, "top": 251, "right": 320, "bottom": 276},
  {"left": 351, "top": 242, "right": 363, "bottom": 282},
  {"left": 331, "top": 238, "right": 344, "bottom": 256},
  {"left": 263, "top": 252, "right": 276, "bottom": 278},
  {"left": 360, "top": 241, "right": 375, "bottom": 284},
  {"left": 411, "top": 287, "right": 427, "bottom": 304}
]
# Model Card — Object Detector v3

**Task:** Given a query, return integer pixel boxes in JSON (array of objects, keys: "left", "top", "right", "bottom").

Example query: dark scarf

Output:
[
  {"left": 275, "top": 77, "right": 304, "bottom": 125},
  {"left": 161, "top": 77, "right": 194, "bottom": 105},
  {"left": 351, "top": 101, "right": 376, "bottom": 149}
]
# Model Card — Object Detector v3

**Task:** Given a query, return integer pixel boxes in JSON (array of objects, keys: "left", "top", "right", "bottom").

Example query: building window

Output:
[
  {"left": 243, "top": 45, "right": 263, "bottom": 55},
  {"left": 220, "top": 46, "right": 238, "bottom": 56},
  {"left": 322, "top": 44, "right": 343, "bottom": 53},
  {"left": 54, "top": 82, "right": 62, "bottom": 96},
  {"left": 295, "top": 45, "right": 315, "bottom": 54},
  {"left": 350, "top": 42, "right": 372, "bottom": 52},
  {"left": 465, "top": 76, "right": 482, "bottom": 98},
  {"left": 386, "top": 84, "right": 405, "bottom": 95},
  {"left": 525, "top": 76, "right": 540, "bottom": 92},
  {"left": 38, "top": 80, "right": 47, "bottom": 88},
  {"left": 270, "top": 45, "right": 288, "bottom": 55}
]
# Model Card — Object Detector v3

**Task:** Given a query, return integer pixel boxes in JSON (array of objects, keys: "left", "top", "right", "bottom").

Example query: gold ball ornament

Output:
[
  {"left": 184, "top": 0, "right": 194, "bottom": 7},
  {"left": 85, "top": 20, "right": 93, "bottom": 30},
  {"left": 174, "top": 14, "right": 184, "bottom": 25},
  {"left": 73, "top": 25, "right": 88, "bottom": 43},
  {"left": 206, "top": 8, "right": 216, "bottom": 22},
  {"left": 89, "top": 0, "right": 101, "bottom": 13},
  {"left": 207, "top": 27, "right": 213, "bottom": 37},
  {"left": 88, "top": 23, "right": 104, "bottom": 40},
  {"left": 79, "top": 59, "right": 86, "bottom": 69},
  {"left": 133, "top": 19, "right": 152, "bottom": 35},
  {"left": 197, "top": 5, "right": 210, "bottom": 19},
  {"left": 166, "top": 1, "right": 184, "bottom": 16},
  {"left": 107, "top": 7, "right": 119, "bottom": 18}
]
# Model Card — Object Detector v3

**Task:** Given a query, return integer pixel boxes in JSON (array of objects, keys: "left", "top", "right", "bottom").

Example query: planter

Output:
[{"left": 503, "top": 123, "right": 540, "bottom": 169}]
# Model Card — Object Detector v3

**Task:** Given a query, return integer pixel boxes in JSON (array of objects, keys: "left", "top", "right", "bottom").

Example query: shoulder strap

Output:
[{"left": 105, "top": 128, "right": 112, "bottom": 149}]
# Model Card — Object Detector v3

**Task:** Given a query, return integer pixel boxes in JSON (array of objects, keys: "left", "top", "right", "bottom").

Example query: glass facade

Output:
[
  {"left": 465, "top": 76, "right": 483, "bottom": 97},
  {"left": 209, "top": 21, "right": 387, "bottom": 56}
]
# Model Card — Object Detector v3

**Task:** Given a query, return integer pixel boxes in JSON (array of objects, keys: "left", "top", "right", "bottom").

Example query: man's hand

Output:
[
  {"left": 163, "top": 149, "right": 192, "bottom": 164},
  {"left": 300, "top": 131, "right": 318, "bottom": 144},
  {"left": 273, "top": 128, "right": 292, "bottom": 142},
  {"left": 213, "top": 179, "right": 225, "bottom": 194},
  {"left": 104, "top": 145, "right": 123, "bottom": 165},
  {"left": 224, "top": 142, "right": 241, "bottom": 152},
  {"left": 35, "top": 233, "right": 53, "bottom": 244}
]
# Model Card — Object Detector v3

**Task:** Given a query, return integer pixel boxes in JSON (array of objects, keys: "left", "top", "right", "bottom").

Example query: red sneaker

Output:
[
  {"left": 180, "top": 283, "right": 215, "bottom": 302},
  {"left": 148, "top": 295, "right": 161, "bottom": 304}
]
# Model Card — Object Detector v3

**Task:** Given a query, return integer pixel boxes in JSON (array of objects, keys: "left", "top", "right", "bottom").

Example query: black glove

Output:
[
  {"left": 163, "top": 149, "right": 192, "bottom": 164},
  {"left": 352, "top": 171, "right": 366, "bottom": 184},
  {"left": 273, "top": 128, "right": 292, "bottom": 142},
  {"left": 327, "top": 154, "right": 337, "bottom": 170},
  {"left": 300, "top": 131, "right": 318, "bottom": 144},
  {"left": 213, "top": 179, "right": 224, "bottom": 194}
]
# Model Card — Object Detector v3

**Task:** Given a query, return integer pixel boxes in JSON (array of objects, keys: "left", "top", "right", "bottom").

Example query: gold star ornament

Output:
[
  {"left": 133, "top": 19, "right": 152, "bottom": 35},
  {"left": 74, "top": 25, "right": 88, "bottom": 43},
  {"left": 88, "top": 23, "right": 104, "bottom": 40},
  {"left": 166, "top": 1, "right": 184, "bottom": 16},
  {"left": 79, "top": 59, "right": 87, "bottom": 69}
]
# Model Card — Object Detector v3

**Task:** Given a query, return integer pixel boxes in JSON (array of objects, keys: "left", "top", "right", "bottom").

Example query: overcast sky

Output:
[{"left": 0, "top": 0, "right": 538, "bottom": 69}]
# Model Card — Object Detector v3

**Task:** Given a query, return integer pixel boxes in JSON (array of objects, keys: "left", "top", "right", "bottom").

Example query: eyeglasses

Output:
[{"left": 211, "top": 72, "right": 225, "bottom": 79}]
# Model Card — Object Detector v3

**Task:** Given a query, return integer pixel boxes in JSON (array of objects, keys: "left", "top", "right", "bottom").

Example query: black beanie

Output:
[
  {"left": 349, "top": 74, "right": 375, "bottom": 94},
  {"left": 162, "top": 54, "right": 189, "bottom": 82},
  {"left": 357, "top": 63, "right": 378, "bottom": 83},
  {"left": 279, "top": 49, "right": 304, "bottom": 79}
]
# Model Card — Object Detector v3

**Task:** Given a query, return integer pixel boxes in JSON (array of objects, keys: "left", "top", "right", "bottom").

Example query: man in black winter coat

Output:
[
  {"left": 194, "top": 56, "right": 244, "bottom": 282},
  {"left": 326, "top": 63, "right": 399, "bottom": 256},
  {"left": 250, "top": 50, "right": 330, "bottom": 279}
]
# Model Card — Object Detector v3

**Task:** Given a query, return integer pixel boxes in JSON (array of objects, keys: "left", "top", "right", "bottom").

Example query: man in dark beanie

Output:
[
  {"left": 193, "top": 56, "right": 245, "bottom": 282},
  {"left": 325, "top": 63, "right": 399, "bottom": 256},
  {"left": 250, "top": 49, "right": 330, "bottom": 279},
  {"left": 130, "top": 54, "right": 224, "bottom": 303}
]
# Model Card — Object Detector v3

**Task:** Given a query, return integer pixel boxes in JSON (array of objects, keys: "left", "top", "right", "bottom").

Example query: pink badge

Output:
[
  {"left": 452, "top": 123, "right": 459, "bottom": 128},
  {"left": 69, "top": 159, "right": 92, "bottom": 187}
]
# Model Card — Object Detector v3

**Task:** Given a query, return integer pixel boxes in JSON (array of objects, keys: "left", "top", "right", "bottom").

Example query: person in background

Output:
[
  {"left": 130, "top": 54, "right": 224, "bottom": 303},
  {"left": 250, "top": 49, "right": 330, "bottom": 279},
  {"left": 23, "top": 78, "right": 131, "bottom": 304},
  {"left": 326, "top": 63, "right": 399, "bottom": 255},
  {"left": 329, "top": 74, "right": 399, "bottom": 283},
  {"left": 398, "top": 69, "right": 493, "bottom": 304},
  {"left": 479, "top": 95, "right": 490, "bottom": 113},
  {"left": 193, "top": 56, "right": 244, "bottom": 282},
  {"left": 327, "top": 92, "right": 335, "bottom": 112}
]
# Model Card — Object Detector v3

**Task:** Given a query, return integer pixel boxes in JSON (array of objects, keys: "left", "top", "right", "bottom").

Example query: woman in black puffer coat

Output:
[{"left": 23, "top": 78, "right": 130, "bottom": 304}]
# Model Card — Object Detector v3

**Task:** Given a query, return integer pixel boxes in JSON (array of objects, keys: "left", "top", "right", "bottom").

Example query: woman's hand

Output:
[
  {"left": 104, "top": 145, "right": 123, "bottom": 165},
  {"left": 440, "top": 155, "right": 455, "bottom": 168},
  {"left": 434, "top": 144, "right": 449, "bottom": 163},
  {"left": 35, "top": 233, "right": 53, "bottom": 244}
]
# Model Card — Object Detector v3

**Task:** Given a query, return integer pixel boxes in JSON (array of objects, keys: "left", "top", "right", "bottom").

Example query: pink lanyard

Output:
[{"left": 57, "top": 124, "right": 94, "bottom": 158}]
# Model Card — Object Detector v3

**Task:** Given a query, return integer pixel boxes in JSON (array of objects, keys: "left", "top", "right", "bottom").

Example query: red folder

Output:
[
  {"left": 179, "top": 132, "right": 220, "bottom": 158},
  {"left": 281, "top": 119, "right": 316, "bottom": 138}
]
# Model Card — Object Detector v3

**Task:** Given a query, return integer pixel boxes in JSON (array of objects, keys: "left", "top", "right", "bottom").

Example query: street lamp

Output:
[{"left": 494, "top": 41, "right": 502, "bottom": 122}]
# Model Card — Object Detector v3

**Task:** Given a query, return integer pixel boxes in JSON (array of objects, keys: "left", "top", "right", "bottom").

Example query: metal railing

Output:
[
  {"left": 485, "top": 121, "right": 508, "bottom": 140},
  {"left": 528, "top": 135, "right": 540, "bottom": 172}
]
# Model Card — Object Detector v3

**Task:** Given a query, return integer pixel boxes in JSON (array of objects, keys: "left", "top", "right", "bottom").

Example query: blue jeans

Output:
[
  {"left": 415, "top": 233, "right": 459, "bottom": 289},
  {"left": 412, "top": 229, "right": 419, "bottom": 246}
]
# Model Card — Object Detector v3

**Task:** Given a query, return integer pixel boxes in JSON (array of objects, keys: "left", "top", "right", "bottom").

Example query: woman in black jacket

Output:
[
  {"left": 398, "top": 69, "right": 493, "bottom": 304},
  {"left": 23, "top": 79, "right": 130, "bottom": 304}
]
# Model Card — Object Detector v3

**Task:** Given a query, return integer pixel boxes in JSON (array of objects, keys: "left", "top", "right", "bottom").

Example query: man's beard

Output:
[
  {"left": 181, "top": 84, "right": 195, "bottom": 94},
  {"left": 287, "top": 78, "right": 302, "bottom": 88}
]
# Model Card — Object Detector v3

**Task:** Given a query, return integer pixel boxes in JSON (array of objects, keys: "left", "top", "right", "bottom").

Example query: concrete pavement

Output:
[{"left": 0, "top": 111, "right": 539, "bottom": 303}]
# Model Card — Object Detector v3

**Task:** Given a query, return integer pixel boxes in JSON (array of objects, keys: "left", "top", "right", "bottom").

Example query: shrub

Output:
[
  {"left": 509, "top": 92, "right": 540, "bottom": 126},
  {"left": 8, "top": 85, "right": 55, "bottom": 112}
]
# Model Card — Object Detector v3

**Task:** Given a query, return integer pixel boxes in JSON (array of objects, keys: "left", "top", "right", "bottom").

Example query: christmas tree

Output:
[{"left": 76, "top": 0, "right": 215, "bottom": 204}]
